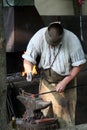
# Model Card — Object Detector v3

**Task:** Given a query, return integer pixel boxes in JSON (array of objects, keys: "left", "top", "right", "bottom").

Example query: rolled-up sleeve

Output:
[
  {"left": 68, "top": 34, "right": 86, "bottom": 66},
  {"left": 22, "top": 50, "right": 37, "bottom": 64},
  {"left": 22, "top": 39, "right": 39, "bottom": 65},
  {"left": 22, "top": 28, "right": 44, "bottom": 64},
  {"left": 71, "top": 47, "right": 86, "bottom": 66}
]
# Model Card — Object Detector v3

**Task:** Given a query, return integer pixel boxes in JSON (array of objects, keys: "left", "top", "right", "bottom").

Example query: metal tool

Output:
[
  {"left": 19, "top": 88, "right": 56, "bottom": 98},
  {"left": 26, "top": 72, "right": 32, "bottom": 82}
]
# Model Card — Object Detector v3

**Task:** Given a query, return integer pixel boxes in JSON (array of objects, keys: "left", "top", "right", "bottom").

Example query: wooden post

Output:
[{"left": 0, "top": 2, "right": 8, "bottom": 130}]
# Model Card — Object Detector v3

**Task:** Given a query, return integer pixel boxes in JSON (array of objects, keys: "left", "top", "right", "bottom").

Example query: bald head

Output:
[{"left": 45, "top": 22, "right": 63, "bottom": 46}]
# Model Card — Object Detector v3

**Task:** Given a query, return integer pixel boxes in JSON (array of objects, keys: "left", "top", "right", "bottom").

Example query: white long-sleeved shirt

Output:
[{"left": 22, "top": 27, "right": 86, "bottom": 76}]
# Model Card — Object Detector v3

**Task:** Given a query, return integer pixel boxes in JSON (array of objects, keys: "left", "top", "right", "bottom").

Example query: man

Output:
[{"left": 22, "top": 22, "right": 86, "bottom": 128}]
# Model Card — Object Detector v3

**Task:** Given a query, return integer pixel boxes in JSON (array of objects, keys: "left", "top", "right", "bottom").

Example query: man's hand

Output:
[
  {"left": 55, "top": 65, "right": 84, "bottom": 93},
  {"left": 55, "top": 82, "right": 66, "bottom": 93}
]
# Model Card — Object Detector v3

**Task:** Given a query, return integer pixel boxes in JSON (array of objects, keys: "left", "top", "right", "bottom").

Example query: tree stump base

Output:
[{"left": 16, "top": 118, "right": 59, "bottom": 130}]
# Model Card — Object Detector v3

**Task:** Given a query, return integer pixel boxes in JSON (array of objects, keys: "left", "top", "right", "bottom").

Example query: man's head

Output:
[{"left": 45, "top": 22, "right": 63, "bottom": 46}]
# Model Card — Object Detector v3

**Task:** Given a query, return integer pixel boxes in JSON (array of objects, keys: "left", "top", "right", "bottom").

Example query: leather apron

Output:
[{"left": 39, "top": 68, "right": 77, "bottom": 128}]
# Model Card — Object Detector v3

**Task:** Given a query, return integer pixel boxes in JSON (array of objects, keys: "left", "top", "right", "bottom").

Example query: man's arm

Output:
[
  {"left": 23, "top": 59, "right": 34, "bottom": 81},
  {"left": 23, "top": 59, "right": 34, "bottom": 73},
  {"left": 56, "top": 64, "right": 85, "bottom": 93}
]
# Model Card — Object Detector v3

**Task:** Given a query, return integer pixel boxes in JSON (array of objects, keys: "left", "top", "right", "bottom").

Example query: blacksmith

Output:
[{"left": 22, "top": 22, "right": 86, "bottom": 128}]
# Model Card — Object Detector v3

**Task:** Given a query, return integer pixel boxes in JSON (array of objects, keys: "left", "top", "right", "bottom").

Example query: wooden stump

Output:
[{"left": 17, "top": 118, "right": 59, "bottom": 130}]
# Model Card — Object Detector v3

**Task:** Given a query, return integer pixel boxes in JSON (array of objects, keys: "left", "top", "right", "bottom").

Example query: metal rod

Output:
[
  {"left": 19, "top": 84, "right": 87, "bottom": 98},
  {"left": 19, "top": 88, "right": 56, "bottom": 97},
  {"left": 34, "top": 90, "right": 56, "bottom": 97},
  {"left": 32, "top": 84, "right": 87, "bottom": 97}
]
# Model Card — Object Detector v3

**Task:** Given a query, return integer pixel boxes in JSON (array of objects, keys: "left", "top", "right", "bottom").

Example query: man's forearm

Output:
[
  {"left": 61, "top": 65, "right": 84, "bottom": 86},
  {"left": 56, "top": 65, "right": 84, "bottom": 92},
  {"left": 23, "top": 59, "right": 34, "bottom": 73}
]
